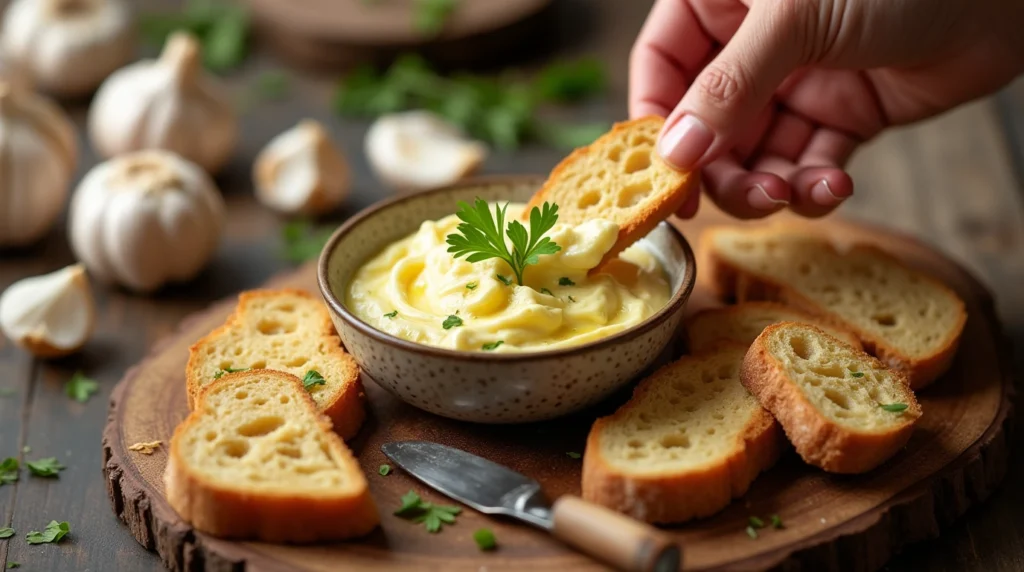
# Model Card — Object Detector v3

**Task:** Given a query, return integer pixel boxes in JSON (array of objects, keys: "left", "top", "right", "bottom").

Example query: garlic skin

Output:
[
  {"left": 0, "top": 83, "right": 78, "bottom": 247},
  {"left": 253, "top": 120, "right": 350, "bottom": 216},
  {"left": 2, "top": 0, "right": 135, "bottom": 98},
  {"left": 68, "top": 150, "right": 225, "bottom": 293},
  {"left": 88, "top": 32, "right": 237, "bottom": 174},
  {"left": 365, "top": 110, "right": 488, "bottom": 192},
  {"left": 0, "top": 264, "right": 96, "bottom": 358}
]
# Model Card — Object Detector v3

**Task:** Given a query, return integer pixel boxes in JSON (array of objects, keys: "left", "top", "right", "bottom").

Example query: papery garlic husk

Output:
[
  {"left": 0, "top": 82, "right": 78, "bottom": 247},
  {"left": 2, "top": 0, "right": 135, "bottom": 98},
  {"left": 68, "top": 150, "right": 225, "bottom": 293},
  {"left": 253, "top": 120, "right": 351, "bottom": 216},
  {"left": 365, "top": 110, "right": 488, "bottom": 192},
  {"left": 88, "top": 32, "right": 237, "bottom": 174},
  {"left": 0, "top": 264, "right": 96, "bottom": 358}
]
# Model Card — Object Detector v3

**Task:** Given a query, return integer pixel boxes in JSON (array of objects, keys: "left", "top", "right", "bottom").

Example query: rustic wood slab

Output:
[{"left": 102, "top": 210, "right": 1014, "bottom": 572}]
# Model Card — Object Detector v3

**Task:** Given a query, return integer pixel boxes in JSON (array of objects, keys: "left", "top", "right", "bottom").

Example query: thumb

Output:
[{"left": 657, "top": 0, "right": 818, "bottom": 171}]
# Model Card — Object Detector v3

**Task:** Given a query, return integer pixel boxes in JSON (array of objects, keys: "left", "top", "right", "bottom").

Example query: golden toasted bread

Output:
[{"left": 685, "top": 301, "right": 862, "bottom": 353}]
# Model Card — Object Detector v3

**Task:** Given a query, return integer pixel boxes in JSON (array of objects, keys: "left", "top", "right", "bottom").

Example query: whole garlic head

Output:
[
  {"left": 0, "top": 82, "right": 78, "bottom": 247},
  {"left": 68, "top": 150, "right": 225, "bottom": 293},
  {"left": 0, "top": 264, "right": 95, "bottom": 358},
  {"left": 253, "top": 120, "right": 350, "bottom": 216},
  {"left": 365, "top": 110, "right": 487, "bottom": 192},
  {"left": 2, "top": 0, "right": 135, "bottom": 97},
  {"left": 88, "top": 32, "right": 237, "bottom": 174}
]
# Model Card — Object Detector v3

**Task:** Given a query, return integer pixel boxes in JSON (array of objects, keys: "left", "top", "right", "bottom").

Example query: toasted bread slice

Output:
[
  {"left": 526, "top": 116, "right": 697, "bottom": 266},
  {"left": 700, "top": 225, "right": 966, "bottom": 389},
  {"left": 685, "top": 302, "right": 862, "bottom": 353},
  {"left": 742, "top": 322, "right": 921, "bottom": 474},
  {"left": 582, "top": 344, "right": 782, "bottom": 523},
  {"left": 186, "top": 289, "right": 364, "bottom": 439},
  {"left": 165, "top": 369, "right": 379, "bottom": 542}
]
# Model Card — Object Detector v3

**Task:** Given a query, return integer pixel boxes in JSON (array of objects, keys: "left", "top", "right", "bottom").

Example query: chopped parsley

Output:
[
  {"left": 771, "top": 514, "right": 784, "bottom": 529},
  {"left": 26, "top": 521, "right": 70, "bottom": 545},
  {"left": 566, "top": 452, "right": 581, "bottom": 460},
  {"left": 881, "top": 403, "right": 909, "bottom": 413},
  {"left": 749, "top": 516, "right": 765, "bottom": 529},
  {"left": 213, "top": 366, "right": 249, "bottom": 380},
  {"left": 442, "top": 315, "right": 463, "bottom": 330},
  {"left": 65, "top": 372, "right": 99, "bottom": 403},
  {"left": 568, "top": 295, "right": 577, "bottom": 303},
  {"left": 379, "top": 464, "right": 391, "bottom": 476},
  {"left": 465, "top": 282, "right": 478, "bottom": 290},
  {"left": 539, "top": 288, "right": 554, "bottom": 296},
  {"left": 384, "top": 310, "right": 398, "bottom": 319},
  {"left": 394, "top": 490, "right": 462, "bottom": 533},
  {"left": 481, "top": 341, "right": 504, "bottom": 351},
  {"left": 558, "top": 277, "right": 575, "bottom": 286},
  {"left": 7, "top": 563, "right": 19, "bottom": 569},
  {"left": 0, "top": 458, "right": 19, "bottom": 486},
  {"left": 851, "top": 371, "right": 865, "bottom": 378},
  {"left": 495, "top": 274, "right": 513, "bottom": 286},
  {"left": 473, "top": 527, "right": 497, "bottom": 551},
  {"left": 302, "top": 370, "right": 327, "bottom": 391},
  {"left": 0, "top": 527, "right": 13, "bottom": 539},
  {"left": 26, "top": 458, "right": 65, "bottom": 478},
  {"left": 746, "top": 525, "right": 758, "bottom": 539}
]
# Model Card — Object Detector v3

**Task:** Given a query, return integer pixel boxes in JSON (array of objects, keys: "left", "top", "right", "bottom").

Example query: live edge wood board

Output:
[{"left": 103, "top": 209, "right": 1014, "bottom": 572}]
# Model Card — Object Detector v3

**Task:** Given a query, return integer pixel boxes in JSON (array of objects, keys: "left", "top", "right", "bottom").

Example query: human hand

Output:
[{"left": 631, "top": 0, "right": 1024, "bottom": 218}]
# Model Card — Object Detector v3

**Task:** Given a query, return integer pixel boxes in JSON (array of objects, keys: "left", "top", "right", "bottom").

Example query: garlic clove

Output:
[
  {"left": 0, "top": 264, "right": 96, "bottom": 358},
  {"left": 253, "top": 120, "right": 350, "bottom": 216},
  {"left": 364, "top": 110, "right": 488, "bottom": 192}
]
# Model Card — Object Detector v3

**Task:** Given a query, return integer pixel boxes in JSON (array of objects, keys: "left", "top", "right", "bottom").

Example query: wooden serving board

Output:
[{"left": 103, "top": 211, "right": 1014, "bottom": 572}]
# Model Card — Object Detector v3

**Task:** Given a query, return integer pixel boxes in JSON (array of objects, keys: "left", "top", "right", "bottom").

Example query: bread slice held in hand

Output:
[
  {"left": 582, "top": 344, "right": 782, "bottom": 523},
  {"left": 165, "top": 369, "right": 379, "bottom": 542},
  {"left": 700, "top": 225, "right": 966, "bottom": 389},
  {"left": 526, "top": 116, "right": 698, "bottom": 266},
  {"left": 685, "top": 301, "right": 862, "bottom": 353},
  {"left": 742, "top": 322, "right": 921, "bottom": 474},
  {"left": 187, "top": 289, "right": 364, "bottom": 439}
]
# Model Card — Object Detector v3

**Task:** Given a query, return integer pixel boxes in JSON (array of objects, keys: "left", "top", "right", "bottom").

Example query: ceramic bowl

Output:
[{"left": 318, "top": 177, "right": 696, "bottom": 423}]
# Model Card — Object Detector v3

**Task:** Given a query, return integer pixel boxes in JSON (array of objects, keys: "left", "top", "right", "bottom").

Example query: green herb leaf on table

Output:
[
  {"left": 394, "top": 490, "right": 462, "bottom": 533},
  {"left": 771, "top": 514, "right": 783, "bottom": 529},
  {"left": 745, "top": 525, "right": 758, "bottom": 539},
  {"left": 7, "top": 563, "right": 19, "bottom": 569},
  {"left": 748, "top": 516, "right": 765, "bottom": 529},
  {"left": 213, "top": 366, "right": 249, "bottom": 380},
  {"left": 495, "top": 274, "right": 513, "bottom": 286},
  {"left": 0, "top": 458, "right": 18, "bottom": 486},
  {"left": 481, "top": 341, "right": 504, "bottom": 351},
  {"left": 140, "top": 1, "right": 250, "bottom": 73},
  {"left": 395, "top": 490, "right": 424, "bottom": 515},
  {"left": 558, "top": 277, "right": 575, "bottom": 286},
  {"left": 851, "top": 371, "right": 865, "bottom": 378},
  {"left": 465, "top": 282, "right": 478, "bottom": 290},
  {"left": 881, "top": 403, "right": 909, "bottom": 413},
  {"left": 413, "top": 0, "right": 458, "bottom": 36},
  {"left": 65, "top": 372, "right": 98, "bottom": 403},
  {"left": 26, "top": 458, "right": 65, "bottom": 478},
  {"left": 379, "top": 464, "right": 391, "bottom": 476},
  {"left": 384, "top": 310, "right": 399, "bottom": 319},
  {"left": 25, "top": 521, "right": 70, "bottom": 545},
  {"left": 566, "top": 452, "right": 581, "bottom": 460},
  {"left": 281, "top": 220, "right": 334, "bottom": 263},
  {"left": 252, "top": 70, "right": 290, "bottom": 101},
  {"left": 442, "top": 315, "right": 463, "bottom": 330},
  {"left": 474, "top": 527, "right": 497, "bottom": 551},
  {"left": 0, "top": 527, "right": 13, "bottom": 539},
  {"left": 302, "top": 370, "right": 327, "bottom": 391}
]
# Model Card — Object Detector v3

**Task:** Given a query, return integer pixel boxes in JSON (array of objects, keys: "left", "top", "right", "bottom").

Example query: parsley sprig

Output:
[
  {"left": 302, "top": 370, "right": 327, "bottom": 391},
  {"left": 446, "top": 199, "right": 561, "bottom": 286},
  {"left": 0, "top": 458, "right": 18, "bottom": 486},
  {"left": 65, "top": 372, "right": 98, "bottom": 403},
  {"left": 394, "top": 490, "right": 462, "bottom": 533},
  {"left": 25, "top": 521, "right": 69, "bottom": 545},
  {"left": 26, "top": 458, "right": 65, "bottom": 478}
]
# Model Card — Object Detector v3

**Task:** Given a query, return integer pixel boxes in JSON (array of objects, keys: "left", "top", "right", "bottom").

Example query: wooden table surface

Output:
[{"left": 1, "top": 1, "right": 1022, "bottom": 571}]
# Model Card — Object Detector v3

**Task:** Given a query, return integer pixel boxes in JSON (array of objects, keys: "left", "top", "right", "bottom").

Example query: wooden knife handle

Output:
[{"left": 551, "top": 496, "right": 681, "bottom": 572}]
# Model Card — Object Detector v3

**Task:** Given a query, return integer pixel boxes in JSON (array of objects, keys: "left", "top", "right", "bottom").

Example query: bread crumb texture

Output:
[{"left": 686, "top": 302, "right": 861, "bottom": 352}]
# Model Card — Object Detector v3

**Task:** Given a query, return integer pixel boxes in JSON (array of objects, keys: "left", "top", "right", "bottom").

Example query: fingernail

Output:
[
  {"left": 747, "top": 184, "right": 789, "bottom": 211},
  {"left": 658, "top": 115, "right": 714, "bottom": 171},
  {"left": 810, "top": 179, "right": 850, "bottom": 204}
]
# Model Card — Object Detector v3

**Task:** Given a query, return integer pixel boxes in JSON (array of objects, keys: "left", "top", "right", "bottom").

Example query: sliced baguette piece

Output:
[
  {"left": 526, "top": 116, "right": 698, "bottom": 266},
  {"left": 187, "top": 289, "right": 365, "bottom": 439},
  {"left": 582, "top": 344, "right": 782, "bottom": 523},
  {"left": 741, "top": 322, "right": 921, "bottom": 474},
  {"left": 685, "top": 302, "right": 862, "bottom": 353},
  {"left": 700, "top": 225, "right": 966, "bottom": 389},
  {"left": 165, "top": 369, "right": 379, "bottom": 542}
]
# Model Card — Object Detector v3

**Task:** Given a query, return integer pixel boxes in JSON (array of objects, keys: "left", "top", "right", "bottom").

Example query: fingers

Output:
[
  {"left": 675, "top": 186, "right": 701, "bottom": 219},
  {"left": 701, "top": 156, "right": 791, "bottom": 219}
]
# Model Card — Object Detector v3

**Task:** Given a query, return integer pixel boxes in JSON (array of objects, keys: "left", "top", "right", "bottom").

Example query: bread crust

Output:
[
  {"left": 165, "top": 370, "right": 379, "bottom": 543},
  {"left": 740, "top": 324, "right": 921, "bottom": 474},
  {"left": 581, "top": 345, "right": 783, "bottom": 523},
  {"left": 699, "top": 227, "right": 967, "bottom": 389},
  {"left": 185, "top": 288, "right": 365, "bottom": 439},
  {"left": 683, "top": 301, "right": 863, "bottom": 353}
]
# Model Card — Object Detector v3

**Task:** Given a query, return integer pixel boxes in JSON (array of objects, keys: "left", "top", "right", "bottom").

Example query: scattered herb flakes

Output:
[
  {"left": 566, "top": 452, "right": 581, "bottom": 460},
  {"left": 568, "top": 295, "right": 577, "bottom": 303},
  {"left": 395, "top": 490, "right": 424, "bottom": 515},
  {"left": 384, "top": 310, "right": 399, "bottom": 319},
  {"left": 495, "top": 274, "right": 513, "bottom": 286},
  {"left": 558, "top": 277, "right": 575, "bottom": 286},
  {"left": 473, "top": 527, "right": 497, "bottom": 551},
  {"left": 26, "top": 458, "right": 65, "bottom": 478},
  {"left": 213, "top": 366, "right": 249, "bottom": 380},
  {"left": 0, "top": 527, "right": 13, "bottom": 539},
  {"left": 481, "top": 341, "right": 504, "bottom": 351},
  {"left": 281, "top": 220, "right": 334, "bottom": 263},
  {"left": 302, "top": 370, "right": 327, "bottom": 391},
  {"left": 26, "top": 521, "right": 70, "bottom": 545},
  {"left": 7, "top": 563, "right": 19, "bottom": 569},
  {"left": 442, "top": 315, "right": 463, "bottom": 330},
  {"left": 379, "top": 464, "right": 391, "bottom": 476},
  {"left": 413, "top": 0, "right": 458, "bottom": 36},
  {"left": 748, "top": 516, "right": 765, "bottom": 529},
  {"left": 0, "top": 458, "right": 19, "bottom": 486},
  {"left": 393, "top": 490, "right": 462, "bottom": 533},
  {"left": 771, "top": 514, "right": 784, "bottom": 529},
  {"left": 465, "top": 282, "right": 478, "bottom": 290},
  {"left": 128, "top": 441, "right": 163, "bottom": 455},
  {"left": 539, "top": 288, "right": 554, "bottom": 296},
  {"left": 850, "top": 371, "right": 865, "bottom": 378},
  {"left": 140, "top": 0, "right": 250, "bottom": 72},
  {"left": 881, "top": 403, "right": 909, "bottom": 413},
  {"left": 253, "top": 69, "right": 289, "bottom": 101},
  {"left": 65, "top": 372, "right": 99, "bottom": 403},
  {"left": 745, "top": 525, "right": 758, "bottom": 539}
]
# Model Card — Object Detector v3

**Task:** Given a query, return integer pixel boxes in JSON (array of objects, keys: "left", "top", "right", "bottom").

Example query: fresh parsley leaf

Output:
[
  {"left": 393, "top": 490, "right": 462, "bottom": 532},
  {"left": 566, "top": 452, "right": 581, "bottom": 459},
  {"left": 465, "top": 282, "right": 478, "bottom": 290},
  {"left": 7, "top": 563, "right": 19, "bottom": 569},
  {"left": 881, "top": 403, "right": 909, "bottom": 413},
  {"left": 495, "top": 274, "right": 513, "bottom": 286},
  {"left": 851, "top": 371, "right": 865, "bottom": 378},
  {"left": 558, "top": 277, "right": 575, "bottom": 286},
  {"left": 26, "top": 458, "right": 65, "bottom": 478},
  {"left": 413, "top": 0, "right": 458, "bottom": 36},
  {"left": 253, "top": 69, "right": 289, "bottom": 101},
  {"left": 539, "top": 288, "right": 554, "bottom": 296},
  {"left": 749, "top": 516, "right": 765, "bottom": 529},
  {"left": 442, "top": 315, "right": 463, "bottom": 330},
  {"left": 302, "top": 370, "right": 327, "bottom": 391},
  {"left": 446, "top": 198, "right": 561, "bottom": 285},
  {"left": 0, "top": 527, "right": 13, "bottom": 539},
  {"left": 746, "top": 525, "right": 758, "bottom": 539},
  {"left": 473, "top": 527, "right": 497, "bottom": 551},
  {"left": 771, "top": 514, "right": 783, "bottom": 529},
  {"left": 532, "top": 58, "right": 605, "bottom": 102},
  {"left": 213, "top": 366, "right": 249, "bottom": 380},
  {"left": 568, "top": 295, "right": 577, "bottom": 303},
  {"left": 481, "top": 341, "right": 504, "bottom": 351},
  {"left": 65, "top": 372, "right": 98, "bottom": 403},
  {"left": 395, "top": 491, "right": 424, "bottom": 515},
  {"left": 0, "top": 458, "right": 17, "bottom": 486},
  {"left": 281, "top": 220, "right": 334, "bottom": 263},
  {"left": 379, "top": 464, "right": 391, "bottom": 476},
  {"left": 140, "top": 1, "right": 250, "bottom": 72},
  {"left": 26, "top": 521, "right": 70, "bottom": 545},
  {"left": 384, "top": 310, "right": 398, "bottom": 319}
]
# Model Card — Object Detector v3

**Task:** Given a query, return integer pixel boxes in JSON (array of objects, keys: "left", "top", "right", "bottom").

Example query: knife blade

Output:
[{"left": 382, "top": 441, "right": 682, "bottom": 572}]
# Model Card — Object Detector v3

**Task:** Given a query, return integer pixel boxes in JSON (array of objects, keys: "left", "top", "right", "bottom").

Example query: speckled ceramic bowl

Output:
[{"left": 318, "top": 177, "right": 696, "bottom": 423}]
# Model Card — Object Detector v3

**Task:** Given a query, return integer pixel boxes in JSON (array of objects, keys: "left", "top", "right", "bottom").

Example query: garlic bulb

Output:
[
  {"left": 253, "top": 120, "right": 350, "bottom": 216},
  {"left": 365, "top": 110, "right": 487, "bottom": 192},
  {"left": 0, "top": 264, "right": 95, "bottom": 358},
  {"left": 0, "top": 83, "right": 78, "bottom": 247},
  {"left": 88, "top": 32, "right": 237, "bottom": 174},
  {"left": 68, "top": 150, "right": 225, "bottom": 293},
  {"left": 2, "top": 0, "right": 134, "bottom": 98}
]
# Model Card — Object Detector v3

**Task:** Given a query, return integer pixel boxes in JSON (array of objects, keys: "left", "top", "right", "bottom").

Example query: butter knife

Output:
[{"left": 381, "top": 441, "right": 681, "bottom": 572}]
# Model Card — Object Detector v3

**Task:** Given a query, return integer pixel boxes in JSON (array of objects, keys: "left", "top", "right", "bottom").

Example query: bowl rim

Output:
[{"left": 317, "top": 175, "right": 697, "bottom": 362}]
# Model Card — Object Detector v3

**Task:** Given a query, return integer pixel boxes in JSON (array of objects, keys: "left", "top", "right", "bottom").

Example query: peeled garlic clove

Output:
[
  {"left": 365, "top": 110, "right": 487, "bottom": 192},
  {"left": 88, "top": 32, "right": 237, "bottom": 174},
  {"left": 253, "top": 120, "right": 350, "bottom": 216},
  {"left": 2, "top": 0, "right": 134, "bottom": 98},
  {"left": 0, "top": 264, "right": 96, "bottom": 358}
]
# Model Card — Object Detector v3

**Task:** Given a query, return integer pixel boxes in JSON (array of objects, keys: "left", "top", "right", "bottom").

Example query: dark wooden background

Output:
[{"left": 1, "top": 1, "right": 1023, "bottom": 571}]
